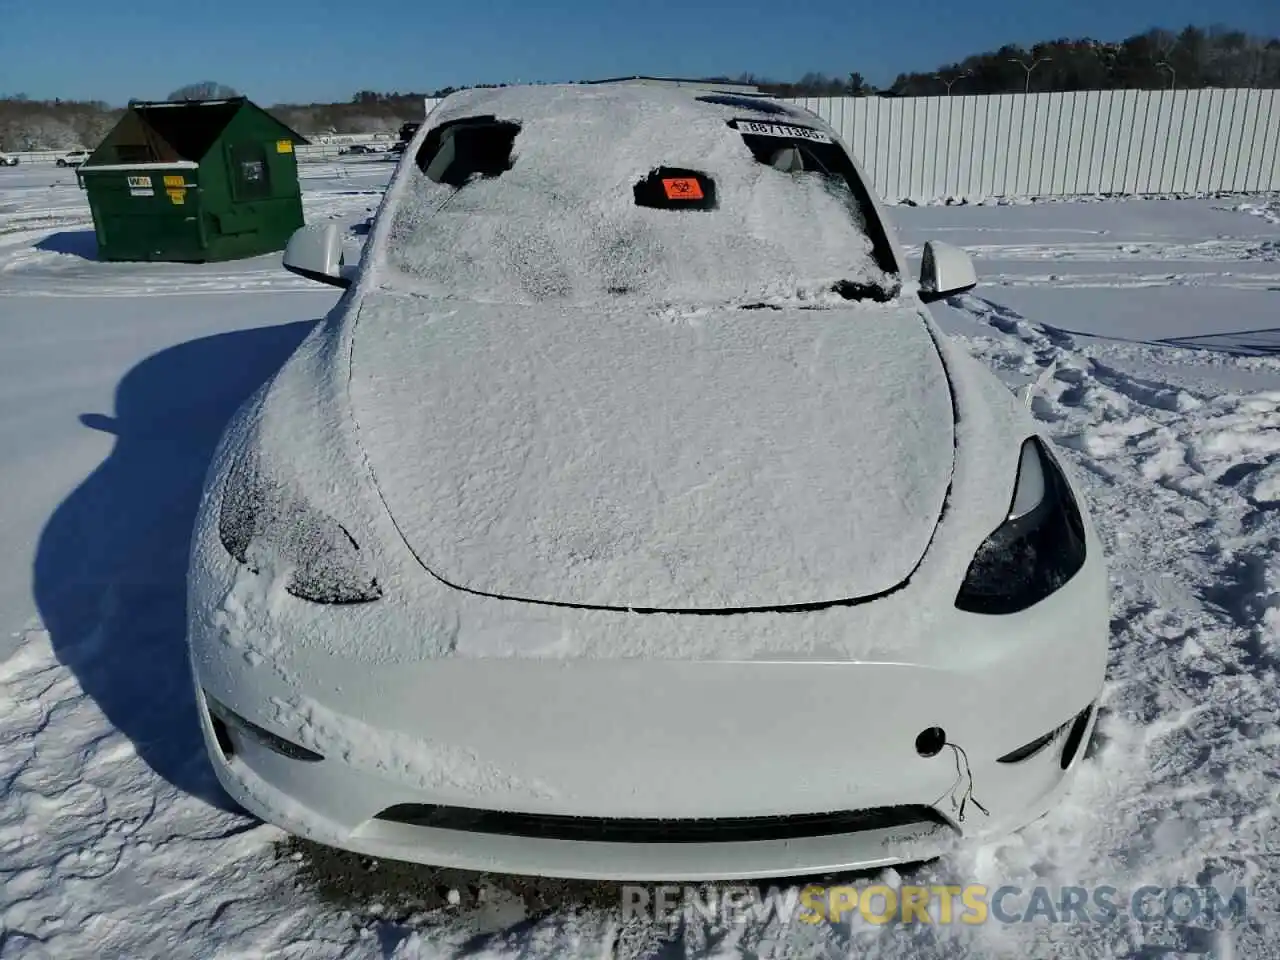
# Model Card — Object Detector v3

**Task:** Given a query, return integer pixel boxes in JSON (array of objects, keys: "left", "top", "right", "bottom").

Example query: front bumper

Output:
[
  {"left": 190, "top": 545, "right": 1107, "bottom": 880},
  {"left": 197, "top": 682, "right": 1099, "bottom": 882}
]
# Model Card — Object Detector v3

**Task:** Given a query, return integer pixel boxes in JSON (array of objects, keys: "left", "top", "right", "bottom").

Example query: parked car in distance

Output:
[
  {"left": 386, "top": 121, "right": 422, "bottom": 158},
  {"left": 0, "top": 151, "right": 18, "bottom": 166},
  {"left": 57, "top": 150, "right": 89, "bottom": 167}
]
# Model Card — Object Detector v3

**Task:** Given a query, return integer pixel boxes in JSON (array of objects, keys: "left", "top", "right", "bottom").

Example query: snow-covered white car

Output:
[
  {"left": 187, "top": 83, "right": 1109, "bottom": 880},
  {"left": 0, "top": 151, "right": 18, "bottom": 166},
  {"left": 56, "top": 150, "right": 88, "bottom": 167}
]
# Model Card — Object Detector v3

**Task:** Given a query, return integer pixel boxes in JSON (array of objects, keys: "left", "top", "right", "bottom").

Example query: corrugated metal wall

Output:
[{"left": 789, "top": 89, "right": 1280, "bottom": 202}]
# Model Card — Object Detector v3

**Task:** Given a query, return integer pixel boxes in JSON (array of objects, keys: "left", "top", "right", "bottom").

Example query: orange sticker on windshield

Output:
[{"left": 662, "top": 177, "right": 704, "bottom": 200}]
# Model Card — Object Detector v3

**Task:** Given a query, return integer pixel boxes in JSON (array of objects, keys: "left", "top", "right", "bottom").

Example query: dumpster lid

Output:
[{"left": 84, "top": 97, "right": 308, "bottom": 168}]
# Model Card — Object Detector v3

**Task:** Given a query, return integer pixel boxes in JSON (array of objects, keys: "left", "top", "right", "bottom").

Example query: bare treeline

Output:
[
  {"left": 0, "top": 83, "right": 247, "bottom": 151},
  {"left": 269, "top": 92, "right": 437, "bottom": 138},
  {"left": 0, "top": 92, "right": 435, "bottom": 151},
  {"left": 0, "top": 97, "right": 122, "bottom": 151},
  {"left": 887, "top": 26, "right": 1280, "bottom": 97}
]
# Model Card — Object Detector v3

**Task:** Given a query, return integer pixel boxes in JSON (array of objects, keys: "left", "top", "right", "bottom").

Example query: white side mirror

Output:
[
  {"left": 919, "top": 241, "right": 977, "bottom": 304},
  {"left": 283, "top": 223, "right": 352, "bottom": 288}
]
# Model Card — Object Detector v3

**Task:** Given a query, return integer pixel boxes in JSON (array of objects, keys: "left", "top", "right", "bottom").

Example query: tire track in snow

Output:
[
  {"left": 981, "top": 271, "right": 1280, "bottom": 291},
  {"left": 0, "top": 272, "right": 322, "bottom": 297},
  {"left": 901, "top": 238, "right": 1280, "bottom": 264},
  {"left": 1217, "top": 197, "right": 1280, "bottom": 229},
  {"left": 0, "top": 184, "right": 383, "bottom": 297}
]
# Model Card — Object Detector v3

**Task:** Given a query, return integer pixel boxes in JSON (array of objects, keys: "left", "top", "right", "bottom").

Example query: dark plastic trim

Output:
[{"left": 374, "top": 803, "right": 952, "bottom": 844}]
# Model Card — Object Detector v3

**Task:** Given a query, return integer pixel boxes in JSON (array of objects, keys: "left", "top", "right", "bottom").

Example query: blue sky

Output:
[{"left": 3, "top": 0, "right": 1277, "bottom": 105}]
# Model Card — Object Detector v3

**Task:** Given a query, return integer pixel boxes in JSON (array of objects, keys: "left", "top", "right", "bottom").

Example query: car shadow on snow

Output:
[
  {"left": 35, "top": 228, "right": 100, "bottom": 260},
  {"left": 32, "top": 319, "right": 318, "bottom": 807}
]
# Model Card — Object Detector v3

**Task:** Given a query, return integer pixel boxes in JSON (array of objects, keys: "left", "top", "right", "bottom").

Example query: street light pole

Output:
[
  {"left": 1008, "top": 56, "right": 1052, "bottom": 93},
  {"left": 934, "top": 70, "right": 972, "bottom": 95},
  {"left": 1156, "top": 61, "right": 1176, "bottom": 90}
]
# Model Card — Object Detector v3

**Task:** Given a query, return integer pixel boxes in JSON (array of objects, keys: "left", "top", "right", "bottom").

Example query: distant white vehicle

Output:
[
  {"left": 189, "top": 83, "right": 1109, "bottom": 881},
  {"left": 56, "top": 150, "right": 89, "bottom": 168},
  {"left": 0, "top": 151, "right": 18, "bottom": 166}
]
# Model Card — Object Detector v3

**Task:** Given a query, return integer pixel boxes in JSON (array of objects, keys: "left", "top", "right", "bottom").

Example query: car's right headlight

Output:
[
  {"left": 217, "top": 445, "right": 383, "bottom": 605},
  {"left": 955, "top": 436, "right": 1087, "bottom": 615}
]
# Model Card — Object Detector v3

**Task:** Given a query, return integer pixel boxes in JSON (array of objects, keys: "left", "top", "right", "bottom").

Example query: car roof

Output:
[{"left": 424, "top": 82, "right": 836, "bottom": 139}]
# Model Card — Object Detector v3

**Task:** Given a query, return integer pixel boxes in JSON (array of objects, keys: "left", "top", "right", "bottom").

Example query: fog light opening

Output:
[
  {"left": 204, "top": 692, "right": 324, "bottom": 763},
  {"left": 210, "top": 712, "right": 236, "bottom": 760},
  {"left": 997, "top": 724, "right": 1066, "bottom": 765},
  {"left": 1060, "top": 705, "right": 1094, "bottom": 770}
]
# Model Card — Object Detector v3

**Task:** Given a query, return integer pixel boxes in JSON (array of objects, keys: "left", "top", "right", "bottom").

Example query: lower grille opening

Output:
[{"left": 373, "top": 804, "right": 950, "bottom": 844}]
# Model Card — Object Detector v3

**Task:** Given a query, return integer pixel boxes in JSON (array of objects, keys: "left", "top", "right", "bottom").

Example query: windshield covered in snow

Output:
[{"left": 379, "top": 87, "right": 900, "bottom": 306}]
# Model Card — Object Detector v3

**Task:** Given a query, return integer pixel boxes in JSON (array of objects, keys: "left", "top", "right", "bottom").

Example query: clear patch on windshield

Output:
[
  {"left": 633, "top": 167, "right": 718, "bottom": 211},
  {"left": 415, "top": 116, "right": 521, "bottom": 187}
]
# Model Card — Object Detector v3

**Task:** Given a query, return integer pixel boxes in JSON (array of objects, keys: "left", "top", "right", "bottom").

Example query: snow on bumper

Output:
[{"left": 189, "top": 548, "right": 1107, "bottom": 881}]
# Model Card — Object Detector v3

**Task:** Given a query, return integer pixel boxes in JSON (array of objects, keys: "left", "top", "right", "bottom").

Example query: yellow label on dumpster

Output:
[
  {"left": 167, "top": 188, "right": 185, "bottom": 205},
  {"left": 163, "top": 175, "right": 185, "bottom": 188},
  {"left": 276, "top": 139, "right": 293, "bottom": 153}
]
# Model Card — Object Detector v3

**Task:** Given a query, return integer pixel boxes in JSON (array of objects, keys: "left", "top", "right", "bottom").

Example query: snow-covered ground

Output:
[{"left": 2, "top": 156, "right": 1279, "bottom": 958}]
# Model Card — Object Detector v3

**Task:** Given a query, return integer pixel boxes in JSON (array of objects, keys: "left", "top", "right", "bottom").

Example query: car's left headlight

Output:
[
  {"left": 217, "top": 445, "right": 383, "bottom": 605},
  {"left": 955, "top": 436, "right": 1087, "bottom": 615}
]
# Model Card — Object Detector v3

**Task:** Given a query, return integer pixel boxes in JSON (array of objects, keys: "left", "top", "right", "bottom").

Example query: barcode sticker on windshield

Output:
[{"left": 736, "top": 121, "right": 832, "bottom": 143}]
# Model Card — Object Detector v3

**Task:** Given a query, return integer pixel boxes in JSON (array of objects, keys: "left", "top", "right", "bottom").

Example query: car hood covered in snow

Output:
[{"left": 348, "top": 294, "right": 955, "bottom": 610}]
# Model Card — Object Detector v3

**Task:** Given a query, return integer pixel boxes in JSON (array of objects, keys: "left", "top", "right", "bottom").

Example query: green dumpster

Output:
[{"left": 80, "top": 97, "right": 309, "bottom": 263}]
